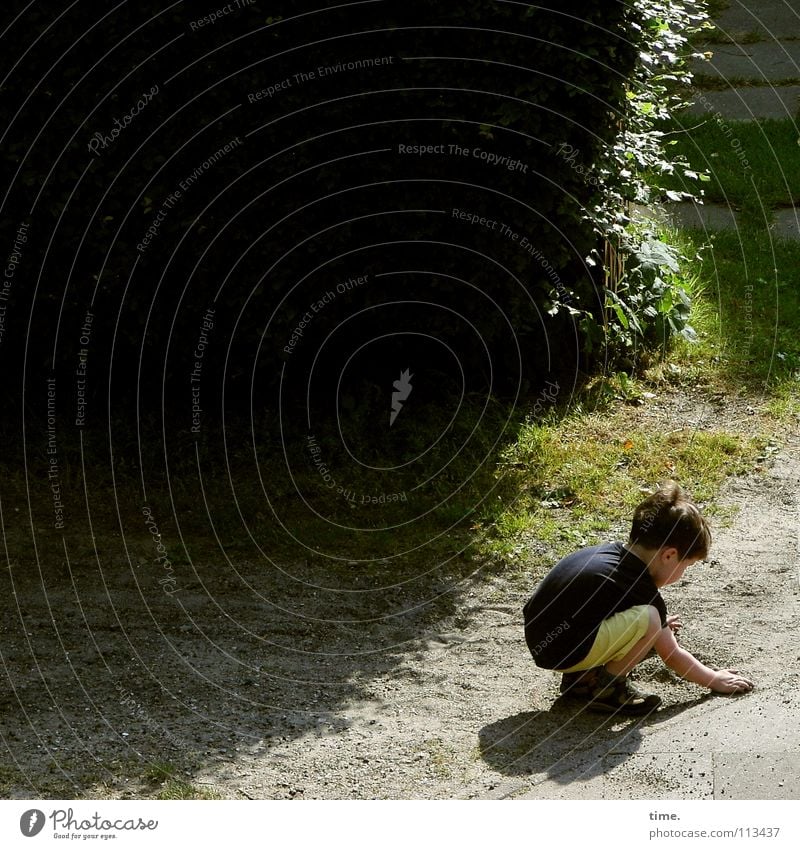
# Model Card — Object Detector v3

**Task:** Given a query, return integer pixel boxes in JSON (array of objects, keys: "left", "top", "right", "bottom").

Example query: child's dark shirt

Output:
[{"left": 523, "top": 541, "right": 668, "bottom": 669}]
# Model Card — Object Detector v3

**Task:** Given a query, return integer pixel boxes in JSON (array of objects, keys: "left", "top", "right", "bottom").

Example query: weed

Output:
[
  {"left": 142, "top": 761, "right": 180, "bottom": 784},
  {"left": 155, "top": 779, "right": 222, "bottom": 800}
]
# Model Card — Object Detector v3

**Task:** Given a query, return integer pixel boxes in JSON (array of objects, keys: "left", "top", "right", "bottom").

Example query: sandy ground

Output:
[
  {"left": 2, "top": 400, "right": 798, "bottom": 801},
  {"left": 3, "top": 0, "right": 798, "bottom": 806}
]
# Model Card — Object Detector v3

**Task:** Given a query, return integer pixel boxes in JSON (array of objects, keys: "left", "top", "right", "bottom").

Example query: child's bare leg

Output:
[{"left": 604, "top": 606, "right": 663, "bottom": 677}]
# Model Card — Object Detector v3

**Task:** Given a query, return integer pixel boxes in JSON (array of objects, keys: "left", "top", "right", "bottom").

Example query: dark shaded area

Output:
[
  {"left": 1, "top": 0, "right": 638, "bottom": 444},
  {"left": 0, "top": 1, "right": 653, "bottom": 798},
  {"left": 0, "top": 538, "right": 482, "bottom": 797}
]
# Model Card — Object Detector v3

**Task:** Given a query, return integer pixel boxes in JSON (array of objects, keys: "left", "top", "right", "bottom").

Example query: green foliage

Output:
[
  {"left": 605, "top": 230, "right": 697, "bottom": 366},
  {"left": 582, "top": 0, "right": 711, "bottom": 236},
  {"left": 549, "top": 1, "right": 712, "bottom": 371}
]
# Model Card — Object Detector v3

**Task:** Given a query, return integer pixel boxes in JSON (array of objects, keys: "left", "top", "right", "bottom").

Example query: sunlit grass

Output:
[
  {"left": 666, "top": 228, "right": 800, "bottom": 394},
  {"left": 475, "top": 403, "right": 766, "bottom": 568},
  {"left": 661, "top": 116, "right": 800, "bottom": 212}
]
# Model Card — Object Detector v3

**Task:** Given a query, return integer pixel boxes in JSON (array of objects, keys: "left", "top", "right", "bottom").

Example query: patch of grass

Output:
[
  {"left": 0, "top": 764, "right": 25, "bottom": 795},
  {"left": 705, "top": 502, "right": 740, "bottom": 528},
  {"left": 155, "top": 779, "right": 222, "bottom": 800},
  {"left": 421, "top": 739, "right": 453, "bottom": 780},
  {"left": 666, "top": 228, "right": 800, "bottom": 395},
  {"left": 0, "top": 757, "right": 121, "bottom": 799},
  {"left": 139, "top": 760, "right": 221, "bottom": 799},
  {"left": 765, "top": 392, "right": 800, "bottom": 420},
  {"left": 142, "top": 761, "right": 180, "bottom": 784},
  {"left": 477, "top": 405, "right": 766, "bottom": 569},
  {"left": 661, "top": 117, "right": 800, "bottom": 210}
]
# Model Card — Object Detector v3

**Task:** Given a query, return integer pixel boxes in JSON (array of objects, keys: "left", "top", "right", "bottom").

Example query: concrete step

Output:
[
  {"left": 691, "top": 41, "right": 800, "bottom": 83},
  {"left": 662, "top": 201, "right": 739, "bottom": 233},
  {"left": 714, "top": 0, "right": 800, "bottom": 41},
  {"left": 632, "top": 202, "right": 800, "bottom": 240},
  {"left": 685, "top": 85, "right": 800, "bottom": 120},
  {"left": 771, "top": 206, "right": 800, "bottom": 238}
]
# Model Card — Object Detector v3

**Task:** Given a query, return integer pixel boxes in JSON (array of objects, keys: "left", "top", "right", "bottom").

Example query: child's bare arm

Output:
[{"left": 654, "top": 625, "right": 753, "bottom": 694}]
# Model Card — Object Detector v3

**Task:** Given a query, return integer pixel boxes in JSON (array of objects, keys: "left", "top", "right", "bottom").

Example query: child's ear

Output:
[{"left": 661, "top": 546, "right": 679, "bottom": 563}]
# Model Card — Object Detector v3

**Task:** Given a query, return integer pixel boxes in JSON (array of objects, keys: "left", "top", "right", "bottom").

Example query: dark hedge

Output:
[{"left": 0, "top": 1, "right": 701, "bottom": 440}]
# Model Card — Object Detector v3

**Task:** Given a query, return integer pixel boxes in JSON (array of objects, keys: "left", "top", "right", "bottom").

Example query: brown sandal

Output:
[
  {"left": 586, "top": 669, "right": 661, "bottom": 715},
  {"left": 559, "top": 667, "right": 602, "bottom": 697}
]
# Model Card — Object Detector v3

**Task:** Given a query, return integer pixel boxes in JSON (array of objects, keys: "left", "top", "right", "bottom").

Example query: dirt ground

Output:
[{"left": 1, "top": 394, "right": 799, "bottom": 801}]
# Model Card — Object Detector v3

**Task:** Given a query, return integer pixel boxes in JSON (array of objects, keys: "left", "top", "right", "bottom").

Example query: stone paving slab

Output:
[
  {"left": 601, "top": 752, "right": 715, "bottom": 800},
  {"left": 519, "top": 753, "right": 714, "bottom": 800},
  {"left": 715, "top": 753, "right": 800, "bottom": 799},
  {"left": 517, "top": 690, "right": 800, "bottom": 799},
  {"left": 692, "top": 42, "right": 800, "bottom": 82},
  {"left": 633, "top": 695, "right": 800, "bottom": 758},
  {"left": 641, "top": 202, "right": 800, "bottom": 241},
  {"left": 521, "top": 751, "right": 800, "bottom": 800},
  {"left": 686, "top": 85, "right": 800, "bottom": 119},
  {"left": 715, "top": 0, "right": 800, "bottom": 41},
  {"left": 513, "top": 762, "right": 605, "bottom": 800},
  {"left": 770, "top": 206, "right": 800, "bottom": 238},
  {"left": 662, "top": 201, "right": 739, "bottom": 232}
]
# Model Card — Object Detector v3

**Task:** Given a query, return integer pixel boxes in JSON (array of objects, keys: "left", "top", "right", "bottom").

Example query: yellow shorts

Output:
[{"left": 556, "top": 605, "right": 652, "bottom": 673}]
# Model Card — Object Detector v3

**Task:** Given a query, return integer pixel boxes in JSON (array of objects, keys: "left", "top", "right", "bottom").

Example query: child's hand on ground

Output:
[
  {"left": 666, "top": 614, "right": 682, "bottom": 635},
  {"left": 710, "top": 669, "right": 754, "bottom": 694}
]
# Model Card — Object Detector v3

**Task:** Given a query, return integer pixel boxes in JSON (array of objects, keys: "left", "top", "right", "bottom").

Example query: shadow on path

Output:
[{"left": 478, "top": 695, "right": 710, "bottom": 785}]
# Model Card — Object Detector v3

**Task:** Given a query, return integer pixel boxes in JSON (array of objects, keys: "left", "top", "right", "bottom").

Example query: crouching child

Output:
[{"left": 522, "top": 482, "right": 754, "bottom": 715}]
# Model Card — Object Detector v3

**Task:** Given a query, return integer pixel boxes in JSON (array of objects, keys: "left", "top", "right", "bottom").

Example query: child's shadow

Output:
[{"left": 478, "top": 695, "right": 709, "bottom": 785}]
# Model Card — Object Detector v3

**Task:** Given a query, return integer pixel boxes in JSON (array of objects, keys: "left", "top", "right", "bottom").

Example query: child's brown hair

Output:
[{"left": 629, "top": 481, "right": 711, "bottom": 560}]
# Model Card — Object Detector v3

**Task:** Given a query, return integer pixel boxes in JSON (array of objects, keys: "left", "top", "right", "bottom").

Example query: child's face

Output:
[{"left": 651, "top": 547, "right": 702, "bottom": 587}]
